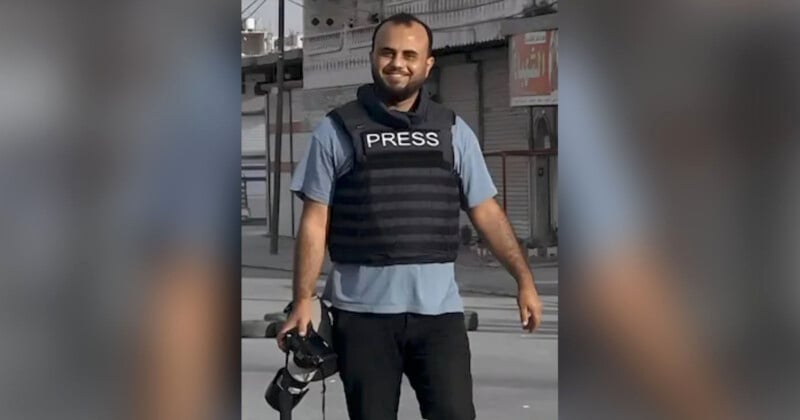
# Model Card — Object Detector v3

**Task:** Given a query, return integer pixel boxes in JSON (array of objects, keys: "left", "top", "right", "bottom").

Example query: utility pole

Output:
[
  {"left": 264, "top": 90, "right": 271, "bottom": 232},
  {"left": 269, "top": 0, "right": 285, "bottom": 254}
]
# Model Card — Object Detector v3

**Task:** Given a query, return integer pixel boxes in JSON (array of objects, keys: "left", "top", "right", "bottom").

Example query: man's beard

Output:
[{"left": 371, "top": 65, "right": 427, "bottom": 104}]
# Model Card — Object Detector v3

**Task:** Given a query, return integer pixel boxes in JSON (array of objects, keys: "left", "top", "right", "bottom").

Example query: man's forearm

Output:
[
  {"left": 292, "top": 218, "right": 327, "bottom": 302},
  {"left": 470, "top": 200, "right": 535, "bottom": 289}
]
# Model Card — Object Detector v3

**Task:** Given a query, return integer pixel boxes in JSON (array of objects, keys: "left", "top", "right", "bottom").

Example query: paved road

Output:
[
  {"left": 241, "top": 227, "right": 559, "bottom": 297},
  {"left": 242, "top": 276, "right": 558, "bottom": 420}
]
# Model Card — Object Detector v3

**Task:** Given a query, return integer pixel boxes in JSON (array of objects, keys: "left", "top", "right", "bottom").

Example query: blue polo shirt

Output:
[{"left": 290, "top": 115, "right": 497, "bottom": 315}]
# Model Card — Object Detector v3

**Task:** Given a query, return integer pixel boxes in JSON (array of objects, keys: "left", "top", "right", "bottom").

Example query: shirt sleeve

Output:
[
  {"left": 453, "top": 117, "right": 498, "bottom": 208},
  {"left": 290, "top": 118, "right": 338, "bottom": 205}
]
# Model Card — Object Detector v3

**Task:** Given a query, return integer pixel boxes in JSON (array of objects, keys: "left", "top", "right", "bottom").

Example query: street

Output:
[
  {"left": 241, "top": 226, "right": 559, "bottom": 297},
  {"left": 242, "top": 273, "right": 558, "bottom": 420}
]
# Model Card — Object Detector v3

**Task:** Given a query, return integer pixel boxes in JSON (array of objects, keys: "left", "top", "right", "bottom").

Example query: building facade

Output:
[{"left": 241, "top": 0, "right": 558, "bottom": 247}]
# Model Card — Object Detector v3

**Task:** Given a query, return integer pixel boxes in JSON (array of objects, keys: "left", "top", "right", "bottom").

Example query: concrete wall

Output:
[{"left": 301, "top": 0, "right": 534, "bottom": 89}]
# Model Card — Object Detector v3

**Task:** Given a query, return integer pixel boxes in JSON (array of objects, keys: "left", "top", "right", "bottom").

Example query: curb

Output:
[
  {"left": 459, "top": 281, "right": 559, "bottom": 298},
  {"left": 241, "top": 264, "right": 330, "bottom": 274},
  {"left": 241, "top": 319, "right": 281, "bottom": 338},
  {"left": 242, "top": 268, "right": 558, "bottom": 297},
  {"left": 242, "top": 262, "right": 558, "bottom": 273},
  {"left": 243, "top": 313, "right": 479, "bottom": 338}
]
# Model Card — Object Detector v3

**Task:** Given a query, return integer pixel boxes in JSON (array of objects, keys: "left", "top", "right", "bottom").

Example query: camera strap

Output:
[
  {"left": 279, "top": 351, "right": 292, "bottom": 420},
  {"left": 322, "top": 380, "right": 327, "bottom": 420}
]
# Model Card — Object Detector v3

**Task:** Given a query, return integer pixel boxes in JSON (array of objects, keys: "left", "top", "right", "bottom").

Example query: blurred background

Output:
[
  {"left": 0, "top": 0, "right": 241, "bottom": 419},
  {"left": 560, "top": 1, "right": 800, "bottom": 419}
]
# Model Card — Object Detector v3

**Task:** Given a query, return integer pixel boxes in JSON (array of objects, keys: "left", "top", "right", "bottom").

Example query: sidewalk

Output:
[{"left": 242, "top": 226, "right": 558, "bottom": 296}]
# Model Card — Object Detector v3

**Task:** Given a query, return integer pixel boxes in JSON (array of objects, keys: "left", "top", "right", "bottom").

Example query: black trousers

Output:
[{"left": 331, "top": 309, "right": 476, "bottom": 420}]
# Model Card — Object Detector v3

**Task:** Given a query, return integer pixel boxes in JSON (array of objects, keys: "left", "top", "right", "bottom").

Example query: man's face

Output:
[{"left": 370, "top": 21, "right": 434, "bottom": 103}]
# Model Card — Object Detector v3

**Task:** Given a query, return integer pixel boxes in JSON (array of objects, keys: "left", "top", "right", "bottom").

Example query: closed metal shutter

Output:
[
  {"left": 438, "top": 61, "right": 480, "bottom": 230},
  {"left": 481, "top": 47, "right": 533, "bottom": 240},
  {"left": 439, "top": 62, "right": 480, "bottom": 140}
]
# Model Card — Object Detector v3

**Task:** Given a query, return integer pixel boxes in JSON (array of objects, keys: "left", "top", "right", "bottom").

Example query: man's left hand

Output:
[{"left": 517, "top": 285, "right": 543, "bottom": 332}]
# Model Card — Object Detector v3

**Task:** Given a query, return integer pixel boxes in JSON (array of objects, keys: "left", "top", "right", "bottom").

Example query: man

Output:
[{"left": 278, "top": 13, "right": 542, "bottom": 420}]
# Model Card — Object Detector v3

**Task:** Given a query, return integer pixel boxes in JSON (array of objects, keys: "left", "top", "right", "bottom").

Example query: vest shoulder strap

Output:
[
  {"left": 425, "top": 100, "right": 457, "bottom": 128},
  {"left": 424, "top": 100, "right": 457, "bottom": 167},
  {"left": 327, "top": 101, "right": 371, "bottom": 163},
  {"left": 328, "top": 100, "right": 370, "bottom": 131}
]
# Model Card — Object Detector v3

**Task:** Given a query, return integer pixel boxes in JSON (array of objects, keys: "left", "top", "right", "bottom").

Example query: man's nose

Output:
[{"left": 388, "top": 55, "right": 406, "bottom": 70}]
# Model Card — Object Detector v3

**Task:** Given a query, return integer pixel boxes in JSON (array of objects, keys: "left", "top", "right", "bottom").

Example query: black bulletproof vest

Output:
[{"left": 326, "top": 84, "right": 464, "bottom": 266}]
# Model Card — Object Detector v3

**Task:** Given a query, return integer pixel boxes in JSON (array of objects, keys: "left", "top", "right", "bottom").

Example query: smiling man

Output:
[{"left": 279, "top": 13, "right": 543, "bottom": 420}]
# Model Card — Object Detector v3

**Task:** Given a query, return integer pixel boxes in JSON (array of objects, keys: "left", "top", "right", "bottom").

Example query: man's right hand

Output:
[{"left": 276, "top": 298, "right": 314, "bottom": 352}]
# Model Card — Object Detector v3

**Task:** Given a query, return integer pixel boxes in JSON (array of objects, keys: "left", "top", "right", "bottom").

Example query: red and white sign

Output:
[{"left": 509, "top": 30, "right": 558, "bottom": 106}]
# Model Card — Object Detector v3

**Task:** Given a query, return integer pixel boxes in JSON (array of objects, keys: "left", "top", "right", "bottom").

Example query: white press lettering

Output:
[
  {"left": 381, "top": 132, "right": 397, "bottom": 147},
  {"left": 368, "top": 131, "right": 442, "bottom": 148},
  {"left": 396, "top": 131, "right": 410, "bottom": 146},
  {"left": 425, "top": 131, "right": 440, "bottom": 147},
  {"left": 365, "top": 133, "right": 381, "bottom": 148},
  {"left": 411, "top": 131, "right": 426, "bottom": 146}
]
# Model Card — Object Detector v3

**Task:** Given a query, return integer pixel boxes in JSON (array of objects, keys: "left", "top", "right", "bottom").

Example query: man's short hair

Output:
[{"left": 370, "top": 13, "right": 433, "bottom": 56}]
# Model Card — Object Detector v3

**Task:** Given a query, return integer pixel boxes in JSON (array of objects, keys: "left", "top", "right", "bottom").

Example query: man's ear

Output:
[{"left": 425, "top": 55, "right": 435, "bottom": 77}]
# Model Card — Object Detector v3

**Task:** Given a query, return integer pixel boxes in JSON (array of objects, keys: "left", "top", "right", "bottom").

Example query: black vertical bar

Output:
[
  {"left": 265, "top": 84, "right": 272, "bottom": 228},
  {"left": 288, "top": 89, "right": 295, "bottom": 238},
  {"left": 270, "top": 0, "right": 285, "bottom": 254}
]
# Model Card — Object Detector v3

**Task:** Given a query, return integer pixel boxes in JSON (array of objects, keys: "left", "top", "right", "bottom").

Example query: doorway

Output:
[{"left": 529, "top": 106, "right": 557, "bottom": 247}]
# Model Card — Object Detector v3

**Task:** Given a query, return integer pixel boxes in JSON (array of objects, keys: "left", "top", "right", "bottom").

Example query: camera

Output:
[
  {"left": 265, "top": 326, "right": 338, "bottom": 413},
  {"left": 283, "top": 328, "right": 338, "bottom": 377},
  {"left": 265, "top": 298, "right": 338, "bottom": 415}
]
